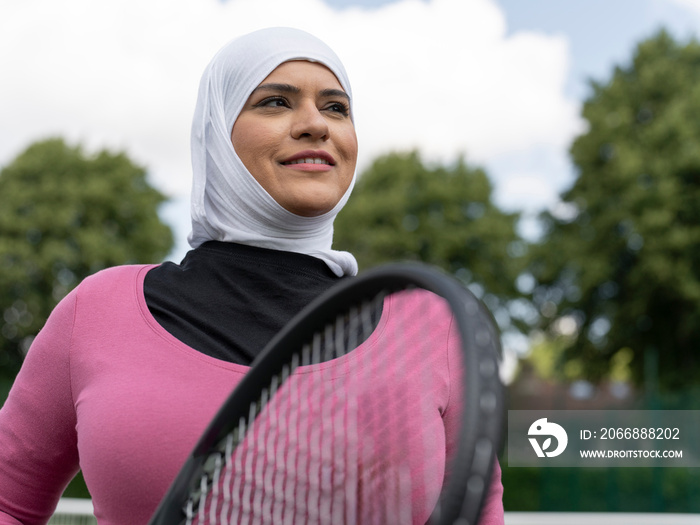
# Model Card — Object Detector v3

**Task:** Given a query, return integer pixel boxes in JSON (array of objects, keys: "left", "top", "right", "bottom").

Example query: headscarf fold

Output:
[{"left": 188, "top": 27, "right": 358, "bottom": 276}]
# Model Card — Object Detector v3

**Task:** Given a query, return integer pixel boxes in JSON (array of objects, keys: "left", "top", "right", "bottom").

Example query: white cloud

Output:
[
  {"left": 665, "top": 0, "right": 700, "bottom": 14},
  {"left": 0, "top": 0, "right": 582, "bottom": 253}
]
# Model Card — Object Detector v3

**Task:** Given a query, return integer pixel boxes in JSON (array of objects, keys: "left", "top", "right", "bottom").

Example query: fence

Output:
[
  {"left": 506, "top": 513, "right": 700, "bottom": 524},
  {"left": 49, "top": 499, "right": 96, "bottom": 525},
  {"left": 51, "top": 499, "right": 700, "bottom": 525}
]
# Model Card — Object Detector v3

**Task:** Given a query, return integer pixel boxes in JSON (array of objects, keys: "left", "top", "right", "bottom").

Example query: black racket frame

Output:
[{"left": 149, "top": 262, "right": 504, "bottom": 525}]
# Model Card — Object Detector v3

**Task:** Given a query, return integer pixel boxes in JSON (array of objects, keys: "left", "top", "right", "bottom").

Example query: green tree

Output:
[
  {"left": 0, "top": 138, "right": 173, "bottom": 378},
  {"left": 334, "top": 151, "right": 528, "bottom": 335},
  {"left": 530, "top": 31, "right": 700, "bottom": 390}
]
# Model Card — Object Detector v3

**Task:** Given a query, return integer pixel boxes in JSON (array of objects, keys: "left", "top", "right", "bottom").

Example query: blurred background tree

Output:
[
  {"left": 529, "top": 30, "right": 700, "bottom": 391},
  {"left": 334, "top": 150, "right": 531, "bottom": 339},
  {"left": 0, "top": 138, "right": 173, "bottom": 381}
]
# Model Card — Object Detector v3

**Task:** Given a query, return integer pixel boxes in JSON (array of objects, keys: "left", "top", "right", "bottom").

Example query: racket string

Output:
[{"left": 183, "top": 289, "right": 467, "bottom": 525}]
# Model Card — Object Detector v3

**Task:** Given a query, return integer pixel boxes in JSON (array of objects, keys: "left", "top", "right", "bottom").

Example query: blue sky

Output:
[{"left": 498, "top": 0, "right": 698, "bottom": 98}]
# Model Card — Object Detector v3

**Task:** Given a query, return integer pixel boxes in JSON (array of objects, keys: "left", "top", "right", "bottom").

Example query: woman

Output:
[{"left": 0, "top": 28, "right": 504, "bottom": 524}]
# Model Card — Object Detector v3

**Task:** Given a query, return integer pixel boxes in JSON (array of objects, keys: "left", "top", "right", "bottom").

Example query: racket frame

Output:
[{"left": 149, "top": 262, "right": 504, "bottom": 525}]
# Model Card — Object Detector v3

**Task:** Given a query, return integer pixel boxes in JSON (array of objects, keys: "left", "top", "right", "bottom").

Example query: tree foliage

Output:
[
  {"left": 0, "top": 138, "right": 173, "bottom": 378},
  {"left": 530, "top": 31, "right": 700, "bottom": 389},
  {"left": 334, "top": 151, "right": 528, "bottom": 335}
]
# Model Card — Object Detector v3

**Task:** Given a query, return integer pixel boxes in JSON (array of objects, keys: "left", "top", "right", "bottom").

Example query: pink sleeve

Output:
[
  {"left": 477, "top": 460, "right": 505, "bottom": 525},
  {"left": 0, "top": 290, "right": 81, "bottom": 524},
  {"left": 444, "top": 316, "right": 505, "bottom": 525}
]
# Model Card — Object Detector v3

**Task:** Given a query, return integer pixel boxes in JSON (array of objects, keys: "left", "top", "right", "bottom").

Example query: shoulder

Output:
[
  {"left": 62, "top": 264, "right": 157, "bottom": 317},
  {"left": 74, "top": 264, "right": 155, "bottom": 297}
]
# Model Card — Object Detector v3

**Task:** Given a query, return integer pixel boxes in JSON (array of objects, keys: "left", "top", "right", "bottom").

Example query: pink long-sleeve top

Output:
[{"left": 0, "top": 265, "right": 504, "bottom": 524}]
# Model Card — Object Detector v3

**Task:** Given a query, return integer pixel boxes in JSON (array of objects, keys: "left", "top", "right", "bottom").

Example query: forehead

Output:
[{"left": 256, "top": 60, "right": 344, "bottom": 91}]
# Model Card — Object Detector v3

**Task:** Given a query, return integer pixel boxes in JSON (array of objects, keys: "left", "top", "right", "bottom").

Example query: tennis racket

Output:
[{"left": 149, "top": 262, "right": 504, "bottom": 525}]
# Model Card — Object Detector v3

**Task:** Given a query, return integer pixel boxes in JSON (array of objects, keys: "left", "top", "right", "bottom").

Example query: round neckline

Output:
[
  {"left": 133, "top": 264, "right": 392, "bottom": 376},
  {"left": 135, "top": 265, "right": 250, "bottom": 372}
]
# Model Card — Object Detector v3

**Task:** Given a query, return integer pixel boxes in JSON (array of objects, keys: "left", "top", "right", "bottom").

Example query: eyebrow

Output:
[
  {"left": 251, "top": 83, "right": 300, "bottom": 95},
  {"left": 320, "top": 88, "right": 351, "bottom": 102},
  {"left": 251, "top": 83, "right": 350, "bottom": 102}
]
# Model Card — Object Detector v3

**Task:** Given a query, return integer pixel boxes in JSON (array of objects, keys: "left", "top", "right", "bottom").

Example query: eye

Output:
[
  {"left": 324, "top": 101, "right": 350, "bottom": 117},
  {"left": 255, "top": 96, "right": 290, "bottom": 109}
]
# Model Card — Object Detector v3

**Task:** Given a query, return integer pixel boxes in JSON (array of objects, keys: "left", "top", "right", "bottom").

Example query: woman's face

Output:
[{"left": 231, "top": 60, "right": 358, "bottom": 217}]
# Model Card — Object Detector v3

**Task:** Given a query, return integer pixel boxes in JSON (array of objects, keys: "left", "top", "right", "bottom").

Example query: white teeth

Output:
[{"left": 286, "top": 157, "right": 330, "bottom": 165}]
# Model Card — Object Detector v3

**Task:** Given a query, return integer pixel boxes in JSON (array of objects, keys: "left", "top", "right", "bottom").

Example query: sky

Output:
[{"left": 2, "top": 0, "right": 700, "bottom": 264}]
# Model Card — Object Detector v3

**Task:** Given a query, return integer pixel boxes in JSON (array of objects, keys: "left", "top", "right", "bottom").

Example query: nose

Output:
[{"left": 290, "top": 101, "right": 329, "bottom": 141}]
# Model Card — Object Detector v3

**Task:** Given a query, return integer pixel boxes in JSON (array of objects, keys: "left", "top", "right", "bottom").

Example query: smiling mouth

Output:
[{"left": 282, "top": 157, "right": 332, "bottom": 166}]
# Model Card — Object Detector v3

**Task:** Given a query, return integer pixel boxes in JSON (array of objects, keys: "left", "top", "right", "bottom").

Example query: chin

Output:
[
  {"left": 282, "top": 190, "right": 342, "bottom": 217},
  {"left": 284, "top": 200, "right": 337, "bottom": 217},
  {"left": 289, "top": 207, "right": 332, "bottom": 218}
]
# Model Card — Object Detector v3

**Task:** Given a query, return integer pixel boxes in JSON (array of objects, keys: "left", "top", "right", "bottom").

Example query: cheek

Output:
[
  {"left": 344, "top": 140, "right": 358, "bottom": 187},
  {"left": 339, "top": 133, "right": 358, "bottom": 193},
  {"left": 338, "top": 126, "right": 358, "bottom": 164},
  {"left": 231, "top": 127, "right": 258, "bottom": 163},
  {"left": 231, "top": 119, "right": 278, "bottom": 164},
  {"left": 230, "top": 126, "right": 247, "bottom": 160}
]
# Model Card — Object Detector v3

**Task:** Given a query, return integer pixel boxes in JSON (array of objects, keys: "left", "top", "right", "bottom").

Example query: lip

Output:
[{"left": 279, "top": 150, "right": 336, "bottom": 166}]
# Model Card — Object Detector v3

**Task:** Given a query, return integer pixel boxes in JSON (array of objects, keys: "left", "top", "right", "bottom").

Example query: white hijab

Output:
[{"left": 188, "top": 27, "right": 358, "bottom": 277}]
